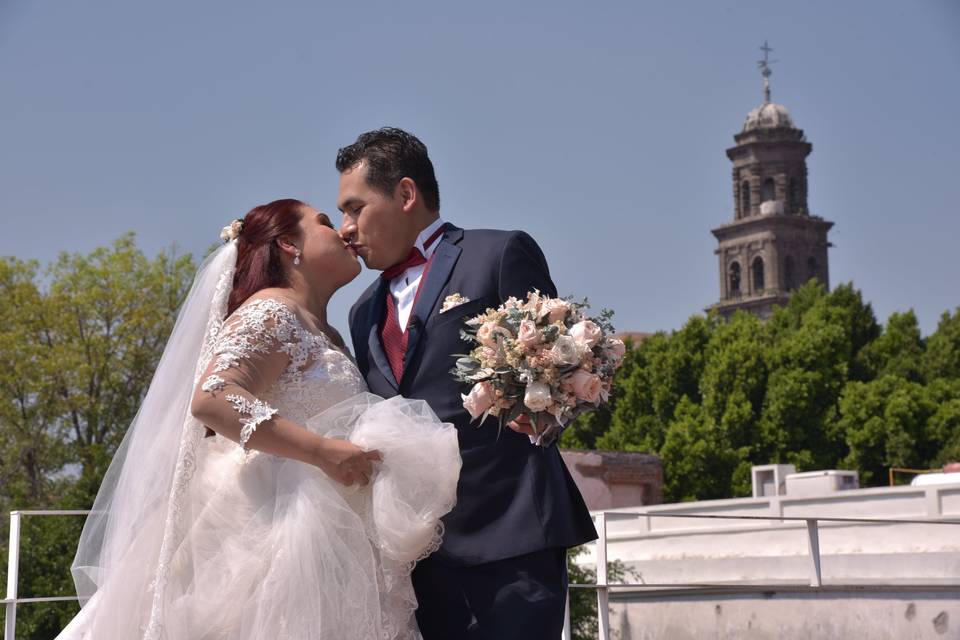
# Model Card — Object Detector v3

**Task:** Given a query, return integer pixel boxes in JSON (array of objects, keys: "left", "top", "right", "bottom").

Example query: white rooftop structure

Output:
[
  {"left": 576, "top": 465, "right": 960, "bottom": 639},
  {"left": 911, "top": 470, "right": 960, "bottom": 486}
]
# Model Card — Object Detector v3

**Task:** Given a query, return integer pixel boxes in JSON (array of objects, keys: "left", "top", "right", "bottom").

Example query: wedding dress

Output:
[{"left": 55, "top": 242, "right": 461, "bottom": 640}]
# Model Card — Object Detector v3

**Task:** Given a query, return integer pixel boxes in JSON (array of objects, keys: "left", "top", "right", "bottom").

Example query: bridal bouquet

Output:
[{"left": 451, "top": 291, "right": 626, "bottom": 447}]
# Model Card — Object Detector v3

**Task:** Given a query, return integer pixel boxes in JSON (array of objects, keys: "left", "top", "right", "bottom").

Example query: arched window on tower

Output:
[
  {"left": 807, "top": 257, "right": 818, "bottom": 282},
  {"left": 762, "top": 178, "right": 776, "bottom": 203},
  {"left": 752, "top": 256, "right": 765, "bottom": 292},
  {"left": 729, "top": 262, "right": 741, "bottom": 296},
  {"left": 784, "top": 255, "right": 796, "bottom": 291},
  {"left": 788, "top": 178, "right": 799, "bottom": 213},
  {"left": 740, "top": 181, "right": 751, "bottom": 218}
]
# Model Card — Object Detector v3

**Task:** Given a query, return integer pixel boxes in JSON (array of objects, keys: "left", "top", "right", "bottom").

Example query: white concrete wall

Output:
[
  {"left": 608, "top": 589, "right": 960, "bottom": 640},
  {"left": 575, "top": 481, "right": 960, "bottom": 639}
]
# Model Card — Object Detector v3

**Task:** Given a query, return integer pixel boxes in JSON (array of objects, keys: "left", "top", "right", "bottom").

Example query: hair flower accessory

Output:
[{"left": 220, "top": 219, "right": 244, "bottom": 243}]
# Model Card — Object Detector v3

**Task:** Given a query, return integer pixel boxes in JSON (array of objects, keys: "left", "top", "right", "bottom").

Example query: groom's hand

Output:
[{"left": 507, "top": 414, "right": 539, "bottom": 438}]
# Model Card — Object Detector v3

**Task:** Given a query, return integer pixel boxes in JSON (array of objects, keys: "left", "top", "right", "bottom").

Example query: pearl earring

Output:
[{"left": 293, "top": 251, "right": 301, "bottom": 266}]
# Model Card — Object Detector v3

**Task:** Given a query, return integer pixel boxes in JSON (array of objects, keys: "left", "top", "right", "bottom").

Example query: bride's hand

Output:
[{"left": 314, "top": 438, "right": 382, "bottom": 486}]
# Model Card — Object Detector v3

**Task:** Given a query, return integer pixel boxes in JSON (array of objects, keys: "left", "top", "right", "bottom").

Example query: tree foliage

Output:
[
  {"left": 566, "top": 546, "right": 637, "bottom": 640},
  {"left": 0, "top": 235, "right": 194, "bottom": 637},
  {"left": 561, "top": 281, "right": 960, "bottom": 502}
]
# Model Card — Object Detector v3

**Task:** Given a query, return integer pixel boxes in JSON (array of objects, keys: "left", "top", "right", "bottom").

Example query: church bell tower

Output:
[{"left": 712, "top": 43, "right": 834, "bottom": 320}]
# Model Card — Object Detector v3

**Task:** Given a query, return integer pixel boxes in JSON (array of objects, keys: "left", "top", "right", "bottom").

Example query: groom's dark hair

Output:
[{"left": 336, "top": 127, "right": 440, "bottom": 212}]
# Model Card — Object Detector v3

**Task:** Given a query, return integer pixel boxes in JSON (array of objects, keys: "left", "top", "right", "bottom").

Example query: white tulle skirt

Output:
[{"left": 56, "top": 393, "right": 461, "bottom": 640}]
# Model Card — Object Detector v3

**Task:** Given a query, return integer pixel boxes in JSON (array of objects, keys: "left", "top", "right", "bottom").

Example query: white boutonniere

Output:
[{"left": 440, "top": 293, "right": 471, "bottom": 314}]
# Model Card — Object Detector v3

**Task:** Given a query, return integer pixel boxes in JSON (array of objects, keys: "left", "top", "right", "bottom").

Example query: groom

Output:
[{"left": 338, "top": 128, "right": 597, "bottom": 639}]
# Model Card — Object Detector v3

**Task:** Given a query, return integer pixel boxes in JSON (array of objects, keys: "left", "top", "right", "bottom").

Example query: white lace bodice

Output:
[
  {"left": 195, "top": 296, "right": 366, "bottom": 445},
  {"left": 262, "top": 357, "right": 368, "bottom": 424}
]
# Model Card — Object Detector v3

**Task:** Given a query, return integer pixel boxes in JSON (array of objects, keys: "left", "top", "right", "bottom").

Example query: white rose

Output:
[
  {"left": 549, "top": 335, "right": 581, "bottom": 366},
  {"left": 524, "top": 381, "right": 552, "bottom": 412},
  {"left": 569, "top": 320, "right": 603, "bottom": 348}
]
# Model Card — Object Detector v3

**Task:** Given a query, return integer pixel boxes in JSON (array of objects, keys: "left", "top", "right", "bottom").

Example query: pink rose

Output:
[
  {"left": 476, "top": 321, "right": 500, "bottom": 348},
  {"left": 517, "top": 319, "right": 541, "bottom": 349},
  {"left": 569, "top": 320, "right": 602, "bottom": 348},
  {"left": 569, "top": 370, "right": 603, "bottom": 404},
  {"left": 604, "top": 338, "right": 626, "bottom": 363},
  {"left": 462, "top": 381, "right": 496, "bottom": 420},
  {"left": 541, "top": 298, "right": 570, "bottom": 323}
]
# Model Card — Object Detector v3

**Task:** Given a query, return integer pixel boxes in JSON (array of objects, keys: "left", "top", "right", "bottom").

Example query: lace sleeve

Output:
[{"left": 191, "top": 297, "right": 300, "bottom": 448}]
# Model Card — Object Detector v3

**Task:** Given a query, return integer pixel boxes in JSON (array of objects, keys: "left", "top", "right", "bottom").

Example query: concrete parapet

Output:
[{"left": 560, "top": 450, "right": 663, "bottom": 511}]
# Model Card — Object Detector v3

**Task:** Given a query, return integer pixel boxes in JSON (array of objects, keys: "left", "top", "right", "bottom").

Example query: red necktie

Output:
[{"left": 380, "top": 224, "right": 446, "bottom": 383}]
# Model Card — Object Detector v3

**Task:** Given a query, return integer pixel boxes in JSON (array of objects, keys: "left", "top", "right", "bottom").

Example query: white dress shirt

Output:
[{"left": 388, "top": 218, "right": 446, "bottom": 332}]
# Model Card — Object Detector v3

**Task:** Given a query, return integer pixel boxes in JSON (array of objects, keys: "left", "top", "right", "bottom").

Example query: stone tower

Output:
[{"left": 712, "top": 43, "right": 833, "bottom": 320}]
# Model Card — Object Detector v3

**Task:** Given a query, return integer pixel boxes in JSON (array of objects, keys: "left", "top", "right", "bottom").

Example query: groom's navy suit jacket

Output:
[{"left": 349, "top": 224, "right": 597, "bottom": 566}]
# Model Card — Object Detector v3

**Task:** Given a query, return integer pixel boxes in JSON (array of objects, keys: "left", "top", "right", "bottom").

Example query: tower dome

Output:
[
  {"left": 742, "top": 101, "right": 795, "bottom": 131},
  {"left": 740, "top": 39, "right": 797, "bottom": 132}
]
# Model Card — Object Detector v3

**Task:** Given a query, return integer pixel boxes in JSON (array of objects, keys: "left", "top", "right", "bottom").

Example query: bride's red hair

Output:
[{"left": 227, "top": 199, "right": 305, "bottom": 316}]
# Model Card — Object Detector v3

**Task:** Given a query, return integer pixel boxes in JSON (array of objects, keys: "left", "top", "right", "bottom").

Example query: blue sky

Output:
[{"left": 2, "top": 0, "right": 958, "bottom": 335}]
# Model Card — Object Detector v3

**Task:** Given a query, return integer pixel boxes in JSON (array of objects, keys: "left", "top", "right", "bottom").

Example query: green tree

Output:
[
  {"left": 567, "top": 278, "right": 957, "bottom": 503},
  {"left": 561, "top": 337, "right": 645, "bottom": 450},
  {"left": 561, "top": 401, "right": 615, "bottom": 451},
  {"left": 698, "top": 311, "right": 768, "bottom": 473},
  {"left": 924, "top": 378, "right": 960, "bottom": 466},
  {"left": 821, "top": 283, "right": 882, "bottom": 383},
  {"left": 859, "top": 310, "right": 925, "bottom": 382},
  {"left": 0, "top": 236, "right": 194, "bottom": 638},
  {"left": 922, "top": 307, "right": 960, "bottom": 382},
  {"left": 838, "top": 376, "right": 937, "bottom": 485},
  {"left": 0, "top": 259, "right": 67, "bottom": 507},
  {"left": 566, "top": 546, "right": 637, "bottom": 640},
  {"left": 43, "top": 234, "right": 196, "bottom": 481},
  {"left": 660, "top": 397, "right": 747, "bottom": 501},
  {"left": 647, "top": 316, "right": 713, "bottom": 426},
  {"left": 595, "top": 334, "right": 668, "bottom": 454},
  {"left": 759, "top": 297, "right": 852, "bottom": 472}
]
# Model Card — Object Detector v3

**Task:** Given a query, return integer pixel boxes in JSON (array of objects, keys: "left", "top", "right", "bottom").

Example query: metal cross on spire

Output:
[{"left": 757, "top": 40, "right": 778, "bottom": 103}]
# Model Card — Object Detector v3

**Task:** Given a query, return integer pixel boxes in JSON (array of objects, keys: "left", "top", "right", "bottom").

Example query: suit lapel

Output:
[
  {"left": 364, "top": 278, "right": 399, "bottom": 391},
  {"left": 402, "top": 225, "right": 464, "bottom": 376}
]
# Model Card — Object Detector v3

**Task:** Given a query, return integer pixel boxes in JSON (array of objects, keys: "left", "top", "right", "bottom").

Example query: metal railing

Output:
[
  {"left": 3, "top": 510, "right": 90, "bottom": 640},
  {"left": 3, "top": 510, "right": 959, "bottom": 640},
  {"left": 888, "top": 466, "right": 940, "bottom": 486},
  {"left": 560, "top": 510, "right": 960, "bottom": 640}
]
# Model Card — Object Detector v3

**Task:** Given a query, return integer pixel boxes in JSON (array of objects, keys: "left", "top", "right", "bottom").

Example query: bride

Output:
[{"left": 55, "top": 198, "right": 461, "bottom": 639}]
